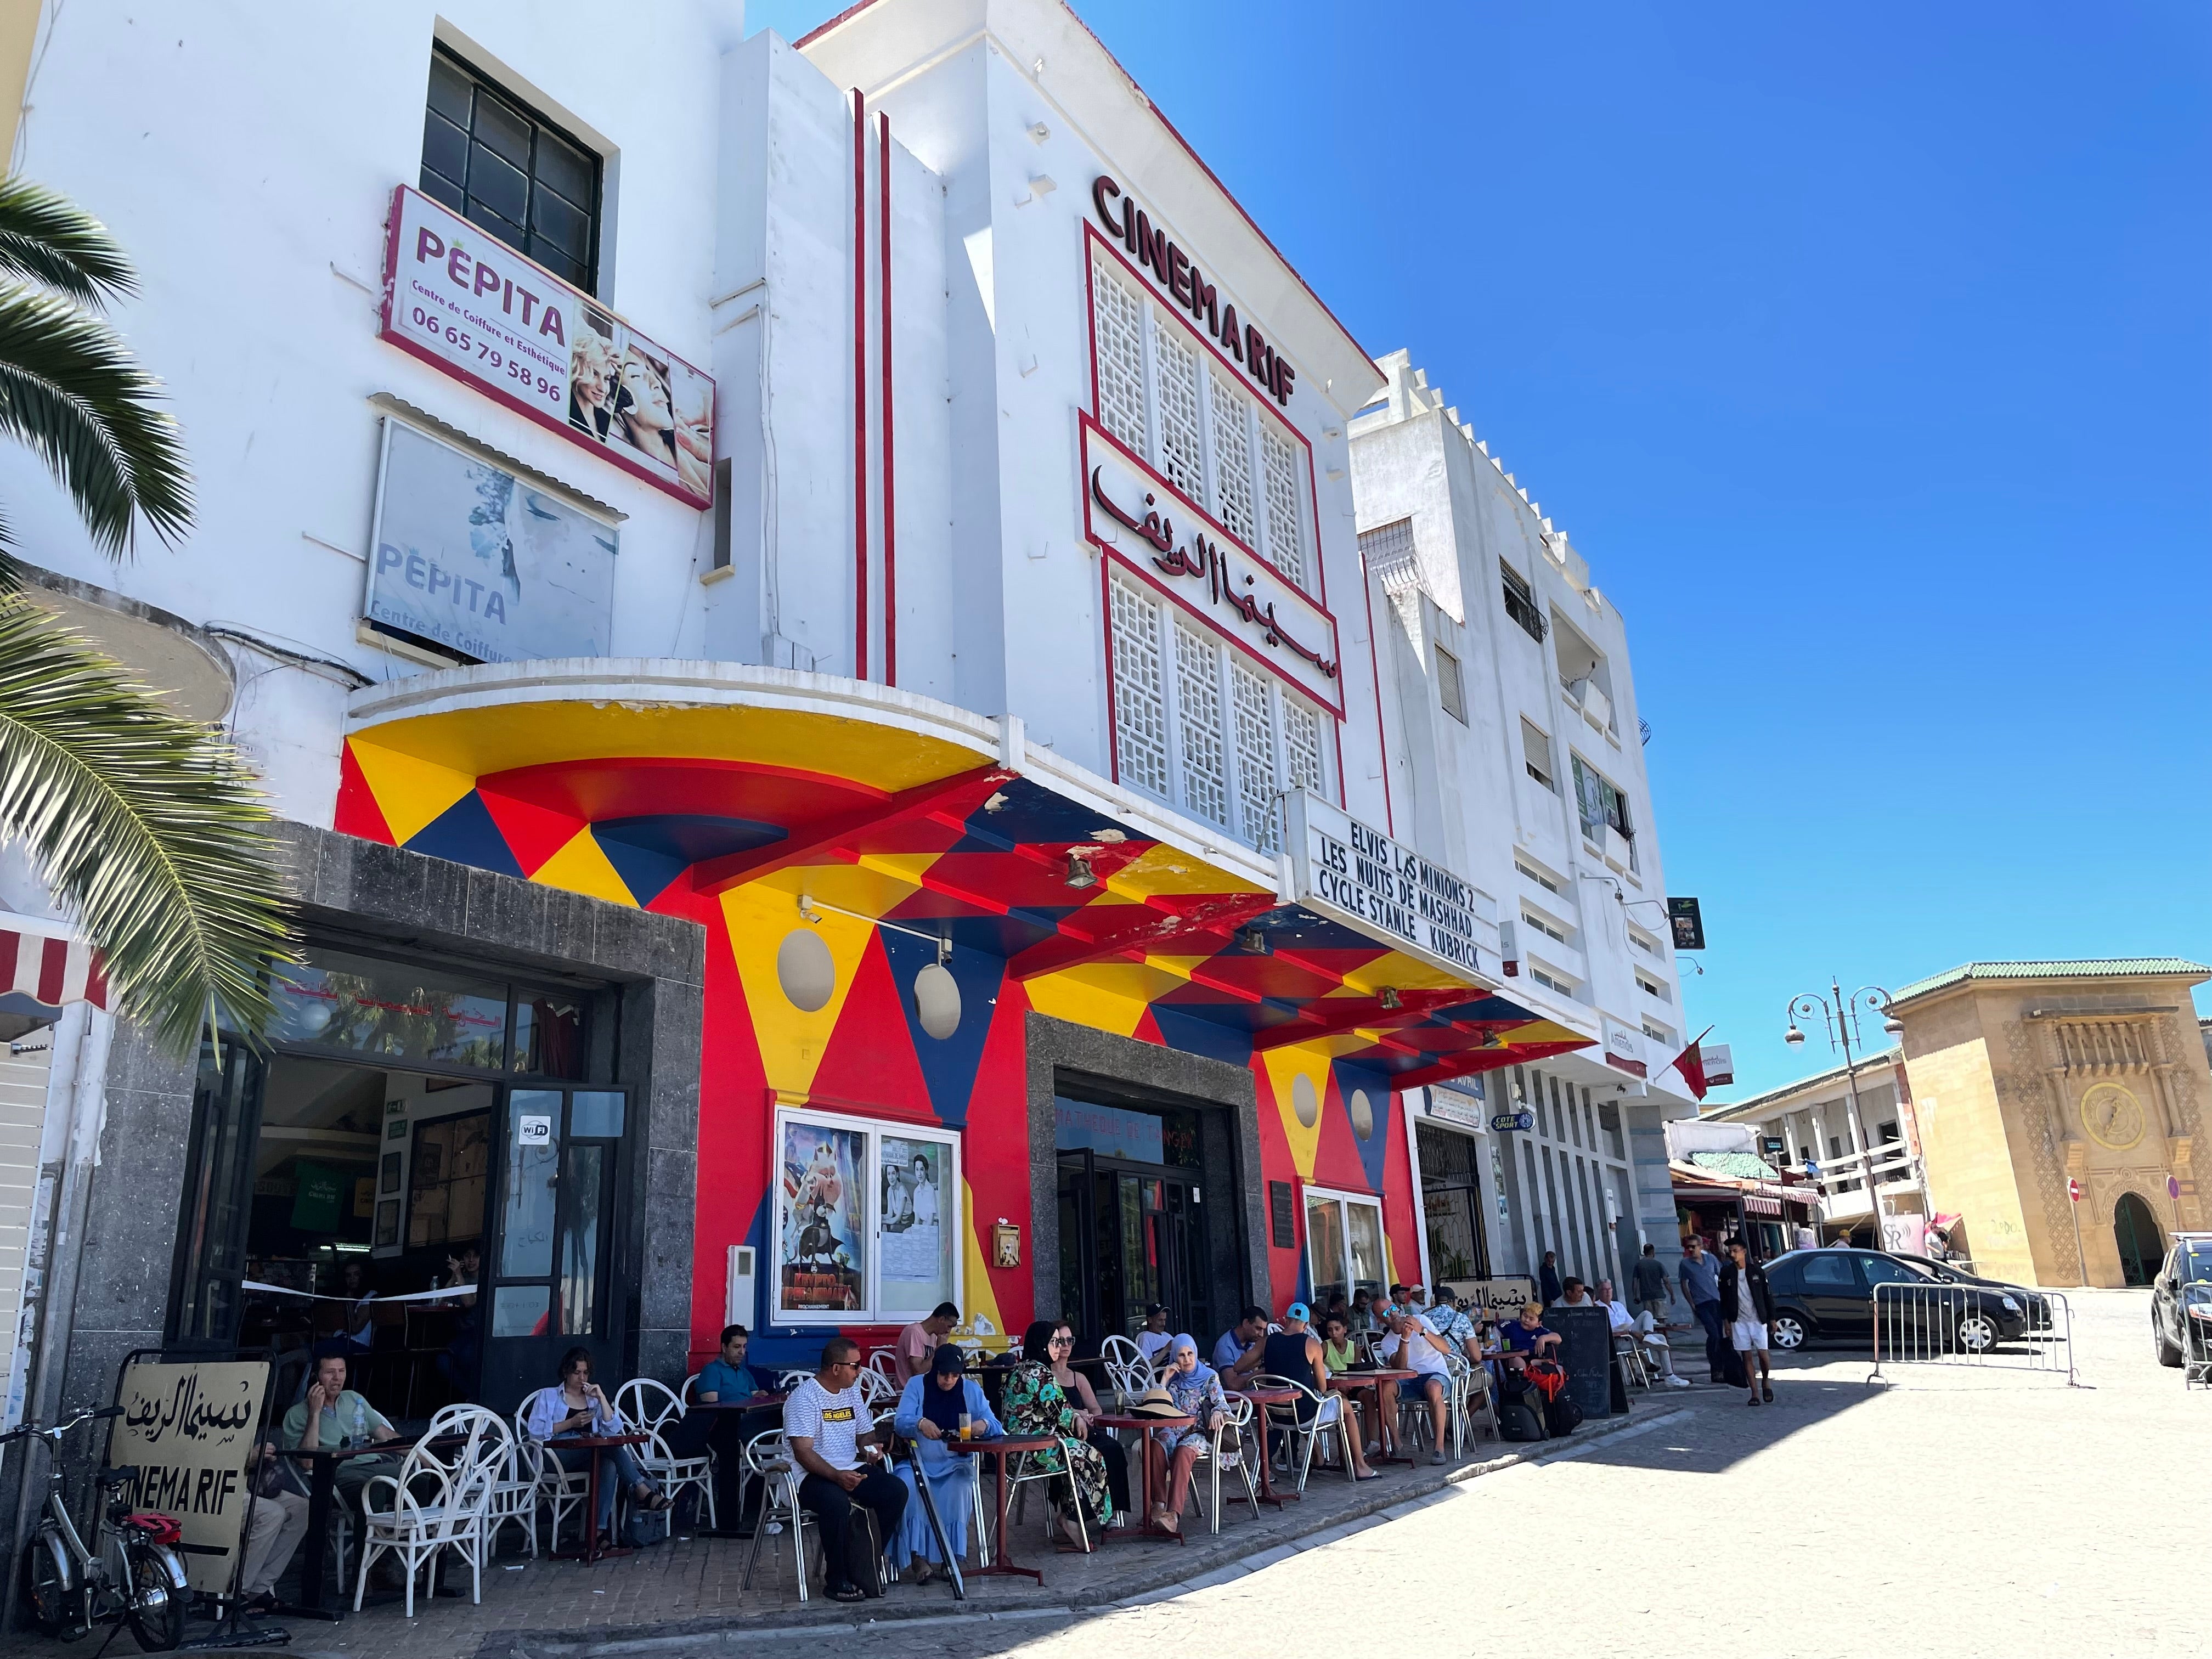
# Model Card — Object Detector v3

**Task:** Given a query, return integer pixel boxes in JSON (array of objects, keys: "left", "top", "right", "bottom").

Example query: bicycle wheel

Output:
[
  {"left": 19, "top": 1524, "right": 75, "bottom": 1638},
  {"left": 124, "top": 1542, "right": 185, "bottom": 1652}
]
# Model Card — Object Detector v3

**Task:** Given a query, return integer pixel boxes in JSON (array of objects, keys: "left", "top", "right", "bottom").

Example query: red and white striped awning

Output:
[{"left": 2, "top": 928, "right": 108, "bottom": 1010}]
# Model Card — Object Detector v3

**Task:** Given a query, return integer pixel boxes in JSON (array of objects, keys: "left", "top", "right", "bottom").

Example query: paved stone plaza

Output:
[{"left": 52, "top": 1288, "right": 2191, "bottom": 1659}]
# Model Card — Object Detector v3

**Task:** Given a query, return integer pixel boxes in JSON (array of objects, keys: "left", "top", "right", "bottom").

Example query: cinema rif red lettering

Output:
[{"left": 1092, "top": 175, "right": 1295, "bottom": 408}]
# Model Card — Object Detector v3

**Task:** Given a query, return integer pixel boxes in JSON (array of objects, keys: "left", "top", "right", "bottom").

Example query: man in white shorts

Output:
[{"left": 1721, "top": 1240, "right": 1774, "bottom": 1405}]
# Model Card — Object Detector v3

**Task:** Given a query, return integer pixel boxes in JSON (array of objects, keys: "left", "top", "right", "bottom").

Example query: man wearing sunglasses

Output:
[{"left": 785, "top": 1338, "right": 907, "bottom": 1601}]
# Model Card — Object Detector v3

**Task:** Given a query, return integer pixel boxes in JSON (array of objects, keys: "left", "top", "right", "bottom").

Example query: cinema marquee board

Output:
[{"left": 109, "top": 1358, "right": 269, "bottom": 1595}]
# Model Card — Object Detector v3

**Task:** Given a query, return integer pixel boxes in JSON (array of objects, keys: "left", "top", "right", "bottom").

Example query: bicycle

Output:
[{"left": 7, "top": 1405, "right": 194, "bottom": 1651}]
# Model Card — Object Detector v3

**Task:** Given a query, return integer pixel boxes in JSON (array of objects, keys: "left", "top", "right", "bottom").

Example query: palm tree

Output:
[{"left": 0, "top": 177, "right": 291, "bottom": 1052}]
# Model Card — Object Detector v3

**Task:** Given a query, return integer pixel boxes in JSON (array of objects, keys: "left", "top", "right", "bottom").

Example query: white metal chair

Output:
[
  {"left": 738, "top": 1430, "right": 819, "bottom": 1603},
  {"left": 424, "top": 1404, "right": 536, "bottom": 1561},
  {"left": 616, "top": 1378, "right": 715, "bottom": 1530},
  {"left": 1251, "top": 1373, "right": 1356, "bottom": 1492},
  {"left": 1442, "top": 1355, "right": 1493, "bottom": 1453},
  {"left": 1100, "top": 1336, "right": 1152, "bottom": 1410},
  {"left": 514, "top": 1395, "right": 588, "bottom": 1551},
  {"left": 1000, "top": 1436, "right": 1093, "bottom": 1554},
  {"left": 855, "top": 1367, "right": 899, "bottom": 1412},
  {"left": 1185, "top": 1393, "right": 1261, "bottom": 1534},
  {"left": 864, "top": 1350, "right": 903, "bottom": 1396},
  {"left": 352, "top": 1431, "right": 499, "bottom": 1616},
  {"left": 775, "top": 1368, "right": 815, "bottom": 1392}
]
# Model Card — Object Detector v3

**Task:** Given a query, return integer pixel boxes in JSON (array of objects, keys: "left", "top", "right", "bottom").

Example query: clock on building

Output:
[{"left": 2079, "top": 1083, "right": 2145, "bottom": 1151}]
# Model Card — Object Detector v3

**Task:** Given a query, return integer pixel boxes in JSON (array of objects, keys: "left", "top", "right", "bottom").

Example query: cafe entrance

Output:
[
  {"left": 167, "top": 937, "right": 631, "bottom": 1417},
  {"left": 1052, "top": 1088, "right": 1231, "bottom": 1353}
]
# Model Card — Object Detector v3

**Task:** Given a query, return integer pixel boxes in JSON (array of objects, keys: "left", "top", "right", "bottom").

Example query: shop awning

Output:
[
  {"left": 335, "top": 661, "right": 1588, "bottom": 1086},
  {"left": 0, "top": 921, "right": 107, "bottom": 1011}
]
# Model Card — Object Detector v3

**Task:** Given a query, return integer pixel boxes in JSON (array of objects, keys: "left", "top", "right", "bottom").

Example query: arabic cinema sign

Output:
[
  {"left": 1084, "top": 417, "right": 1342, "bottom": 715},
  {"left": 111, "top": 1358, "right": 270, "bottom": 1594},
  {"left": 1091, "top": 176, "right": 1295, "bottom": 407}
]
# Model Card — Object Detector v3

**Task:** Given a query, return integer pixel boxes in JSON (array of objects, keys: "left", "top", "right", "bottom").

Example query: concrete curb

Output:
[{"left": 492, "top": 1406, "right": 1696, "bottom": 1658}]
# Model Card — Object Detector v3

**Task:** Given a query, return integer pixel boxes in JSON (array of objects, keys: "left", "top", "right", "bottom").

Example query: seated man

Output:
[
  {"left": 1259, "top": 1303, "right": 1379, "bottom": 1480},
  {"left": 1555, "top": 1276, "right": 1598, "bottom": 1310},
  {"left": 894, "top": 1302, "right": 960, "bottom": 1385},
  {"left": 1420, "top": 1286, "right": 1482, "bottom": 1361},
  {"left": 1212, "top": 1305, "right": 1269, "bottom": 1378},
  {"left": 670, "top": 1323, "right": 781, "bottom": 1531},
  {"left": 1379, "top": 1308, "right": 1455, "bottom": 1465},
  {"left": 280, "top": 1342, "right": 398, "bottom": 1527},
  {"left": 786, "top": 1338, "right": 907, "bottom": 1602},
  {"left": 1598, "top": 1278, "right": 1686, "bottom": 1390},
  {"left": 1134, "top": 1303, "right": 1174, "bottom": 1367},
  {"left": 236, "top": 1436, "right": 311, "bottom": 1615},
  {"left": 1494, "top": 1302, "right": 1562, "bottom": 1374}
]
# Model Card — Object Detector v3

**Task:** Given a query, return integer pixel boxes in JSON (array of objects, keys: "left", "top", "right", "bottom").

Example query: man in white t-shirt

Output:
[
  {"left": 1379, "top": 1308, "right": 1455, "bottom": 1464},
  {"left": 1600, "top": 1277, "right": 1690, "bottom": 1388},
  {"left": 784, "top": 1338, "right": 907, "bottom": 1601}
]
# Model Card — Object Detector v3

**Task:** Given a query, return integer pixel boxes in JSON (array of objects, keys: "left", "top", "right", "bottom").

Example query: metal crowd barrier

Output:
[{"left": 1868, "top": 1280, "right": 2080, "bottom": 1388}]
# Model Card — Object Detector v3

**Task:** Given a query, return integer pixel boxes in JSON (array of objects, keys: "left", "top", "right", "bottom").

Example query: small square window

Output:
[
  {"left": 1520, "top": 718, "right": 1554, "bottom": 790},
  {"left": 1436, "top": 645, "right": 1466, "bottom": 723},
  {"left": 420, "top": 43, "right": 603, "bottom": 295}
]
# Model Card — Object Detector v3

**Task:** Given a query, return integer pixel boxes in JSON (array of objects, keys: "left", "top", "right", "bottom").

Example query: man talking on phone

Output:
[{"left": 785, "top": 1337, "right": 907, "bottom": 1602}]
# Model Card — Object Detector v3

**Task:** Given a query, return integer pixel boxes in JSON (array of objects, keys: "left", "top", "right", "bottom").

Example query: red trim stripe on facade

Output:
[
  {"left": 879, "top": 111, "right": 897, "bottom": 687},
  {"left": 852, "top": 88, "right": 870, "bottom": 682}
]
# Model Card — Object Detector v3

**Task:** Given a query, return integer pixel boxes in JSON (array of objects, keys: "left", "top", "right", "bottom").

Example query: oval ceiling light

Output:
[
  {"left": 914, "top": 962, "right": 962, "bottom": 1040},
  {"left": 1349, "top": 1088, "right": 1374, "bottom": 1141},
  {"left": 776, "top": 928, "right": 836, "bottom": 1013},
  {"left": 1292, "top": 1072, "right": 1319, "bottom": 1129}
]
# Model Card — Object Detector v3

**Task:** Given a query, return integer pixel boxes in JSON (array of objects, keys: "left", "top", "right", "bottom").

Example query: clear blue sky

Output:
[{"left": 752, "top": 1, "right": 2212, "bottom": 1098}]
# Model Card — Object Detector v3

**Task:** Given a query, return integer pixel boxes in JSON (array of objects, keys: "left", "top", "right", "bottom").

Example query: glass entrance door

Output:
[
  {"left": 1054, "top": 1155, "right": 1211, "bottom": 1354},
  {"left": 479, "top": 1087, "right": 626, "bottom": 1409}
]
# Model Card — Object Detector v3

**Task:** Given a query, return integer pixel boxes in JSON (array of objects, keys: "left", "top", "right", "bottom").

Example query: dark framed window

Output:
[
  {"left": 1499, "top": 559, "right": 1547, "bottom": 642},
  {"left": 421, "top": 43, "right": 601, "bottom": 292}
]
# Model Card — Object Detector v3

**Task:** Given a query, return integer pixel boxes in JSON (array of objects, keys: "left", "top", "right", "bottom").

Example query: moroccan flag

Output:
[{"left": 1668, "top": 1026, "right": 1717, "bottom": 1102}]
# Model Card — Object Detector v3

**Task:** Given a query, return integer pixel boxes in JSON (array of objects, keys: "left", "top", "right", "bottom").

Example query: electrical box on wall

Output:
[{"left": 726, "top": 1244, "right": 756, "bottom": 1329}]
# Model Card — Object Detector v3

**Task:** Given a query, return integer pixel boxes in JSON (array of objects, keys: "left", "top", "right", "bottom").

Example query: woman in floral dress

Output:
[
  {"left": 1146, "top": 1334, "right": 1241, "bottom": 1533},
  {"left": 1002, "top": 1322, "right": 1115, "bottom": 1545}
]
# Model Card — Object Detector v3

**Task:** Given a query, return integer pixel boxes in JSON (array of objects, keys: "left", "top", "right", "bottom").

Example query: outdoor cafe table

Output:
[
  {"left": 1230, "top": 1386, "right": 1300, "bottom": 1508},
  {"left": 1088, "top": 1412, "right": 1193, "bottom": 1544},
  {"left": 1327, "top": 1369, "right": 1418, "bottom": 1466},
  {"left": 280, "top": 1434, "right": 441, "bottom": 1618},
  {"left": 944, "top": 1432, "right": 1060, "bottom": 1584},
  {"left": 548, "top": 1431, "right": 652, "bottom": 1564}
]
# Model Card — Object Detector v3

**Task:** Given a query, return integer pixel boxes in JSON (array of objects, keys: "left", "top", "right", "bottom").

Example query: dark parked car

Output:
[
  {"left": 1889, "top": 1252, "right": 2053, "bottom": 1329},
  {"left": 1762, "top": 1249, "right": 2030, "bottom": 1353},
  {"left": 2149, "top": 1233, "right": 2212, "bottom": 1369}
]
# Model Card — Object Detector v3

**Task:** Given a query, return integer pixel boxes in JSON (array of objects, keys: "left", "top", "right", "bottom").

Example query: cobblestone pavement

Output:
[{"left": 70, "top": 1289, "right": 2193, "bottom": 1659}]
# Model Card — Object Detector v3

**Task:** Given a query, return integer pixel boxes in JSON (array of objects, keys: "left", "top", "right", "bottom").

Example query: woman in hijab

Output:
[
  {"left": 1001, "top": 1320, "right": 1115, "bottom": 1547},
  {"left": 1147, "top": 1334, "right": 1237, "bottom": 1535},
  {"left": 889, "top": 1344, "right": 999, "bottom": 1582}
]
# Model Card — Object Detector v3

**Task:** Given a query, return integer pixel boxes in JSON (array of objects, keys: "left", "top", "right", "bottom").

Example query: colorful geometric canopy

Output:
[{"left": 336, "top": 683, "right": 1587, "bottom": 1085}]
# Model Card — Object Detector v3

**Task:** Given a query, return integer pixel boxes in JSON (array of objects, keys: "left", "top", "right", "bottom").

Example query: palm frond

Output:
[
  {"left": 0, "top": 176, "right": 137, "bottom": 308},
  {"left": 0, "top": 595, "right": 295, "bottom": 1052},
  {"left": 0, "top": 285, "right": 191, "bottom": 558}
]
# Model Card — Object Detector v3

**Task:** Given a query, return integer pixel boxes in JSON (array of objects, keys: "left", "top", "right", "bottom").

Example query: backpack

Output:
[
  {"left": 1523, "top": 1358, "right": 1568, "bottom": 1402},
  {"left": 1496, "top": 1376, "right": 1549, "bottom": 1442},
  {"left": 845, "top": 1505, "right": 885, "bottom": 1598},
  {"left": 1543, "top": 1393, "right": 1584, "bottom": 1437}
]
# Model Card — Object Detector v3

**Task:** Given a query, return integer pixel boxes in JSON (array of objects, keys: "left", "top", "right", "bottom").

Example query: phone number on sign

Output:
[{"left": 405, "top": 306, "right": 561, "bottom": 407}]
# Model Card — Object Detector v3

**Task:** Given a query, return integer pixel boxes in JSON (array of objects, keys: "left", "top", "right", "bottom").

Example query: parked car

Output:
[
  {"left": 2149, "top": 1234, "right": 2212, "bottom": 1369},
  {"left": 1889, "top": 1252, "right": 2053, "bottom": 1329},
  {"left": 1762, "top": 1249, "right": 2029, "bottom": 1353}
]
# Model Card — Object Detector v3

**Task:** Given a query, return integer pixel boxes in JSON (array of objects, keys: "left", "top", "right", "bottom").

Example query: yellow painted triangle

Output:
[
  {"left": 530, "top": 826, "right": 637, "bottom": 908},
  {"left": 1260, "top": 1046, "right": 1332, "bottom": 1180},
  {"left": 1024, "top": 969, "right": 1149, "bottom": 1040},
  {"left": 721, "top": 884, "right": 876, "bottom": 1097},
  {"left": 347, "top": 739, "right": 477, "bottom": 845},
  {"left": 958, "top": 1180, "right": 1009, "bottom": 1341}
]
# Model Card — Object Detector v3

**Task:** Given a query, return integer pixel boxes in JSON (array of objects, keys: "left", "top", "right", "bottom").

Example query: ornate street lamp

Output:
[{"left": 1784, "top": 979, "right": 1908, "bottom": 1246}]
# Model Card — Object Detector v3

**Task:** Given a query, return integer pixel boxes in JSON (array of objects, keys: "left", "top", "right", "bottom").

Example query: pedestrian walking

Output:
[
  {"left": 1678, "top": 1235, "right": 1726, "bottom": 1383},
  {"left": 1538, "top": 1250, "right": 1563, "bottom": 1307},
  {"left": 1630, "top": 1242, "right": 1673, "bottom": 1320},
  {"left": 1720, "top": 1241, "right": 1774, "bottom": 1405}
]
